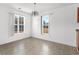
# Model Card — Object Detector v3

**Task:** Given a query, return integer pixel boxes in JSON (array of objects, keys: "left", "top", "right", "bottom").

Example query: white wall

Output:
[
  {"left": 0, "top": 6, "right": 9, "bottom": 45},
  {"left": 32, "top": 16, "right": 49, "bottom": 40},
  {"left": 32, "top": 4, "right": 79, "bottom": 47},
  {"left": 7, "top": 12, "right": 32, "bottom": 45},
  {"left": 0, "top": 3, "right": 78, "bottom": 47},
  {"left": 0, "top": 5, "right": 32, "bottom": 45}
]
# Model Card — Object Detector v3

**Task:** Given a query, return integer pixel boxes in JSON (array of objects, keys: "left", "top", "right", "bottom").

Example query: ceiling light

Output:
[{"left": 31, "top": 3, "right": 39, "bottom": 16}]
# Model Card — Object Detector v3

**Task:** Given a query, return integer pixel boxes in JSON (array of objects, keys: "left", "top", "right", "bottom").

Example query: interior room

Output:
[{"left": 0, "top": 3, "right": 79, "bottom": 55}]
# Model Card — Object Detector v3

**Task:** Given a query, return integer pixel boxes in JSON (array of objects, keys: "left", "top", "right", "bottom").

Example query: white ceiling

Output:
[{"left": 0, "top": 3, "right": 75, "bottom": 14}]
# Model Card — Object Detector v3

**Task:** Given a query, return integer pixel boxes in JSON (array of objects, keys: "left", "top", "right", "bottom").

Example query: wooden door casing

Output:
[{"left": 77, "top": 7, "right": 79, "bottom": 23}]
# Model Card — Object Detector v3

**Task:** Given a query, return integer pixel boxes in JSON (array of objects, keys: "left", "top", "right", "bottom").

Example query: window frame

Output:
[
  {"left": 41, "top": 15, "right": 49, "bottom": 34},
  {"left": 14, "top": 14, "right": 25, "bottom": 33}
]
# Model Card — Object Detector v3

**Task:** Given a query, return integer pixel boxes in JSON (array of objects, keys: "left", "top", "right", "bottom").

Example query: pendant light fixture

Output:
[{"left": 32, "top": 3, "right": 39, "bottom": 16}]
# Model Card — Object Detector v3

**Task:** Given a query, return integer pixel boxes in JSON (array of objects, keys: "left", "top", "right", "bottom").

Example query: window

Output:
[
  {"left": 41, "top": 15, "right": 49, "bottom": 33},
  {"left": 14, "top": 15, "right": 25, "bottom": 33}
]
